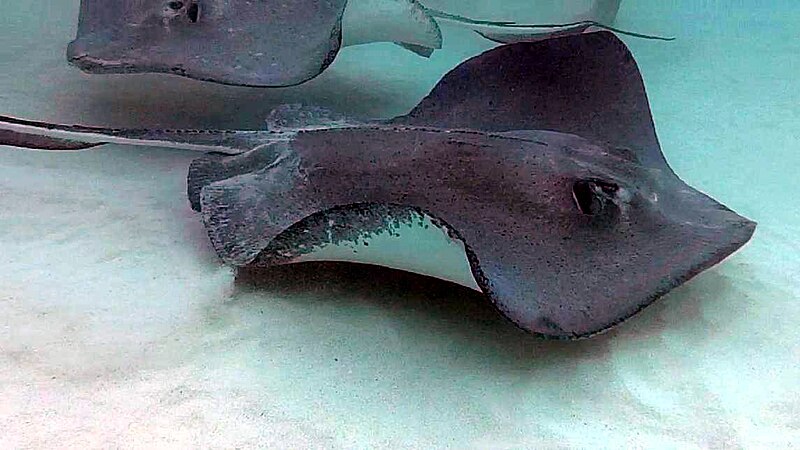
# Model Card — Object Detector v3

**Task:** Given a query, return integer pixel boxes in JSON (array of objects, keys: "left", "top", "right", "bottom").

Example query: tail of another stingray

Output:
[{"left": 0, "top": 115, "right": 278, "bottom": 155}]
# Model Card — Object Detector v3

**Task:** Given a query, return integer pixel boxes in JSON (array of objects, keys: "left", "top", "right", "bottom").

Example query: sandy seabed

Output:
[{"left": 1, "top": 0, "right": 798, "bottom": 448}]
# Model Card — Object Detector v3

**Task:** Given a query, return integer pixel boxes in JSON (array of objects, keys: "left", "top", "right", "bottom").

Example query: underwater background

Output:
[{"left": 1, "top": 0, "right": 798, "bottom": 447}]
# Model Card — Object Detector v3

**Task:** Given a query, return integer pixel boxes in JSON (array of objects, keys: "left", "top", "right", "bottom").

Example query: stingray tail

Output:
[
  {"left": 0, "top": 115, "right": 267, "bottom": 155},
  {"left": 421, "top": 3, "right": 674, "bottom": 43}
]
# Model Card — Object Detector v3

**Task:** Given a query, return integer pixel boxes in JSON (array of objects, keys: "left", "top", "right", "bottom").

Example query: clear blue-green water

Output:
[{"left": 1, "top": 1, "right": 798, "bottom": 447}]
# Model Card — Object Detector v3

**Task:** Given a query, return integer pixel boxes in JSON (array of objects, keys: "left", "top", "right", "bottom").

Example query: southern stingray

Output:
[
  {"left": 65, "top": 0, "right": 671, "bottom": 87},
  {"left": 0, "top": 32, "right": 754, "bottom": 339}
]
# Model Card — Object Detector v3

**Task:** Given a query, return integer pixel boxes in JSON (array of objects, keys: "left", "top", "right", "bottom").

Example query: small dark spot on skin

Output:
[
  {"left": 537, "top": 317, "right": 565, "bottom": 334},
  {"left": 187, "top": 2, "right": 200, "bottom": 22}
]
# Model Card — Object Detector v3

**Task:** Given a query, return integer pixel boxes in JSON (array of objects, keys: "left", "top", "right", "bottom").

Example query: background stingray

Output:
[
  {"left": 0, "top": 33, "right": 754, "bottom": 339},
  {"left": 66, "top": 0, "right": 670, "bottom": 87}
]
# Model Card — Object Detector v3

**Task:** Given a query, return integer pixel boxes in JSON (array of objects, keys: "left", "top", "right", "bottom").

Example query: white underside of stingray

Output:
[
  {"left": 0, "top": 108, "right": 481, "bottom": 289},
  {"left": 340, "top": 0, "right": 624, "bottom": 53},
  {"left": 291, "top": 211, "right": 481, "bottom": 290},
  {"left": 342, "top": 0, "right": 443, "bottom": 49}
]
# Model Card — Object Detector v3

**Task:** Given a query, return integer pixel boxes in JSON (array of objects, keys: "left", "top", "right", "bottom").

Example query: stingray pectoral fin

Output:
[
  {"left": 392, "top": 31, "right": 668, "bottom": 168},
  {"left": 199, "top": 148, "right": 321, "bottom": 266},
  {"left": 68, "top": 0, "right": 347, "bottom": 87},
  {"left": 475, "top": 175, "right": 757, "bottom": 339},
  {"left": 0, "top": 114, "right": 269, "bottom": 154},
  {"left": 188, "top": 142, "right": 294, "bottom": 211},
  {"left": 342, "top": 0, "right": 442, "bottom": 49}
]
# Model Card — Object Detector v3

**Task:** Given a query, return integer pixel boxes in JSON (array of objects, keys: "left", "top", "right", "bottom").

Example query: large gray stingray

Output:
[
  {"left": 1, "top": 32, "right": 753, "bottom": 339},
  {"left": 65, "top": 0, "right": 670, "bottom": 87}
]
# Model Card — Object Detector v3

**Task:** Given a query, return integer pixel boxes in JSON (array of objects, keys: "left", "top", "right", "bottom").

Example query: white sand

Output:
[{"left": 1, "top": 1, "right": 798, "bottom": 448}]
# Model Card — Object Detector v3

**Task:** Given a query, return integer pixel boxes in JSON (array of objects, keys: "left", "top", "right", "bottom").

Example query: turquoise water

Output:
[{"left": 1, "top": 0, "right": 798, "bottom": 447}]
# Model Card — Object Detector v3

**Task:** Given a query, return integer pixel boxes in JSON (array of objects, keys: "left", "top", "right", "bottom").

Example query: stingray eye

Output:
[
  {"left": 167, "top": 1, "right": 184, "bottom": 10},
  {"left": 572, "top": 179, "right": 619, "bottom": 215}
]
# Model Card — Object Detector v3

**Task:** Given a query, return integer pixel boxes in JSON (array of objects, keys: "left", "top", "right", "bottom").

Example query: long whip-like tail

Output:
[{"left": 0, "top": 115, "right": 285, "bottom": 154}]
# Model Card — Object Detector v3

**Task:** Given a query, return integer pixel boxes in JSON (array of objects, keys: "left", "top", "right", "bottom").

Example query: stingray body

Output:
[
  {"left": 68, "top": 0, "right": 350, "bottom": 87},
  {"left": 66, "top": 0, "right": 453, "bottom": 86},
  {"left": 65, "top": 0, "right": 657, "bottom": 87},
  {"left": 1, "top": 33, "right": 754, "bottom": 338}
]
